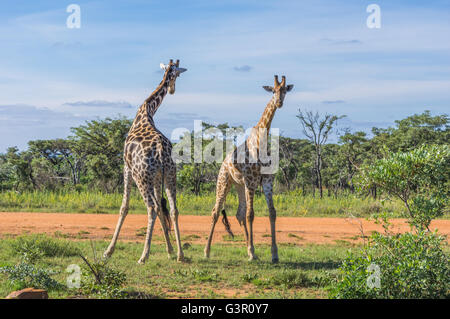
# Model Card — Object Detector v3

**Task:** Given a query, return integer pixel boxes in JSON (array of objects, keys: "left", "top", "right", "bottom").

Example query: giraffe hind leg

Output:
[
  {"left": 164, "top": 172, "right": 185, "bottom": 262},
  {"left": 135, "top": 174, "right": 159, "bottom": 264},
  {"left": 235, "top": 183, "right": 250, "bottom": 244},
  {"left": 154, "top": 182, "right": 174, "bottom": 258}
]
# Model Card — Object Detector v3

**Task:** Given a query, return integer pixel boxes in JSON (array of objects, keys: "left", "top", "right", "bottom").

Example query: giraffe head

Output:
[
  {"left": 160, "top": 59, "right": 187, "bottom": 94},
  {"left": 262, "top": 75, "right": 294, "bottom": 108}
]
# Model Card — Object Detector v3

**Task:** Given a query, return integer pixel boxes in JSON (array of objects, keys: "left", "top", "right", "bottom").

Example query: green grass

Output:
[
  {"left": 0, "top": 189, "right": 412, "bottom": 218},
  {"left": 0, "top": 234, "right": 355, "bottom": 299}
]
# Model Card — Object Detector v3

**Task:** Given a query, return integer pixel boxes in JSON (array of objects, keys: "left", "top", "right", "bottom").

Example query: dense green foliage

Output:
[
  {"left": 331, "top": 146, "right": 450, "bottom": 299},
  {"left": 0, "top": 111, "right": 447, "bottom": 198},
  {"left": 356, "top": 144, "right": 449, "bottom": 230},
  {"left": 0, "top": 262, "right": 62, "bottom": 291},
  {"left": 331, "top": 231, "right": 449, "bottom": 299},
  {"left": 0, "top": 234, "right": 77, "bottom": 291}
]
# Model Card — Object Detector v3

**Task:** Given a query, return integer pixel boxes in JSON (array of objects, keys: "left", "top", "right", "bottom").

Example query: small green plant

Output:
[
  {"left": 136, "top": 227, "right": 146, "bottom": 237},
  {"left": 288, "top": 233, "right": 304, "bottom": 240},
  {"left": 15, "top": 241, "right": 45, "bottom": 263},
  {"left": 78, "top": 243, "right": 128, "bottom": 298},
  {"left": 174, "top": 268, "right": 219, "bottom": 282},
  {"left": 222, "top": 234, "right": 244, "bottom": 242},
  {"left": 242, "top": 273, "right": 259, "bottom": 283},
  {"left": 0, "top": 262, "right": 62, "bottom": 291},
  {"left": 270, "top": 270, "right": 313, "bottom": 288}
]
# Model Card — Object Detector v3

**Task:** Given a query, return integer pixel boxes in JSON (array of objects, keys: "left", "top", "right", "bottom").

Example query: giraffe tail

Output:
[
  {"left": 158, "top": 143, "right": 172, "bottom": 231},
  {"left": 221, "top": 210, "right": 234, "bottom": 238},
  {"left": 161, "top": 196, "right": 172, "bottom": 231}
]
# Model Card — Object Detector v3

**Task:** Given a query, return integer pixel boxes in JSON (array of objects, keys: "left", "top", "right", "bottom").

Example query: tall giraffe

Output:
[
  {"left": 104, "top": 59, "right": 187, "bottom": 264},
  {"left": 204, "top": 75, "right": 293, "bottom": 263}
]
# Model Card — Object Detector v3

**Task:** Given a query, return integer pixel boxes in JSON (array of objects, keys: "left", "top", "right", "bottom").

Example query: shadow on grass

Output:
[
  {"left": 125, "top": 291, "right": 162, "bottom": 299},
  {"left": 280, "top": 260, "right": 341, "bottom": 270}
]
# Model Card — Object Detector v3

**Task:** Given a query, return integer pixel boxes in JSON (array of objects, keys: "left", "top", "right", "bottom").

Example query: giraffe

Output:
[
  {"left": 204, "top": 75, "right": 293, "bottom": 263},
  {"left": 104, "top": 59, "right": 187, "bottom": 264}
]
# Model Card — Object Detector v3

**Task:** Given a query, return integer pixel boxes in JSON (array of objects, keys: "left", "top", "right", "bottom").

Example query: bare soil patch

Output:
[{"left": 0, "top": 212, "right": 449, "bottom": 244}]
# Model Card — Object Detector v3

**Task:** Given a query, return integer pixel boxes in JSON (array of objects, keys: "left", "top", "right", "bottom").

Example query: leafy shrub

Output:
[
  {"left": 0, "top": 262, "right": 62, "bottom": 290},
  {"left": 356, "top": 144, "right": 449, "bottom": 230},
  {"left": 79, "top": 256, "right": 128, "bottom": 299},
  {"left": 332, "top": 145, "right": 450, "bottom": 299},
  {"left": 330, "top": 231, "right": 449, "bottom": 299}
]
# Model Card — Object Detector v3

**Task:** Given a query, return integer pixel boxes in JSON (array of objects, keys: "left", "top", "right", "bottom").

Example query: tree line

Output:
[{"left": 0, "top": 110, "right": 448, "bottom": 198}]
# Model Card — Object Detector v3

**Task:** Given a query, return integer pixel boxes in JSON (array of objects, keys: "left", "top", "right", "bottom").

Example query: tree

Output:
[
  {"left": 371, "top": 110, "right": 449, "bottom": 153},
  {"left": 28, "top": 139, "right": 84, "bottom": 186},
  {"left": 70, "top": 116, "right": 132, "bottom": 192},
  {"left": 355, "top": 144, "right": 449, "bottom": 231},
  {"left": 296, "top": 109, "right": 345, "bottom": 198},
  {"left": 338, "top": 130, "right": 370, "bottom": 193},
  {"left": 3, "top": 147, "right": 35, "bottom": 190}
]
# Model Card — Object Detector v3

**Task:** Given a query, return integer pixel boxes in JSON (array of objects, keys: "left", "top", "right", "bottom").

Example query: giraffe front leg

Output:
[
  {"left": 204, "top": 207, "right": 221, "bottom": 259},
  {"left": 204, "top": 168, "right": 231, "bottom": 258},
  {"left": 262, "top": 177, "right": 278, "bottom": 263}
]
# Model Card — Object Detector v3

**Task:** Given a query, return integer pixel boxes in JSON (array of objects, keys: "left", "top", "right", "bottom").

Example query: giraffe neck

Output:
[
  {"left": 132, "top": 70, "right": 170, "bottom": 128},
  {"left": 256, "top": 96, "right": 277, "bottom": 131},
  {"left": 246, "top": 96, "right": 277, "bottom": 152}
]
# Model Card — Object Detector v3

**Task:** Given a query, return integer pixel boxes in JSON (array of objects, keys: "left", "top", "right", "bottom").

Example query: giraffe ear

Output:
[
  {"left": 160, "top": 63, "right": 168, "bottom": 70},
  {"left": 262, "top": 86, "right": 274, "bottom": 92},
  {"left": 286, "top": 84, "right": 294, "bottom": 92}
]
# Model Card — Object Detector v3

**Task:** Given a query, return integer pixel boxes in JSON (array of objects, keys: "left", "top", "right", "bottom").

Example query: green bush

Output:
[
  {"left": 356, "top": 144, "right": 449, "bottom": 230},
  {"left": 0, "top": 262, "right": 62, "bottom": 291},
  {"left": 330, "top": 231, "right": 449, "bottom": 299},
  {"left": 79, "top": 258, "right": 128, "bottom": 299},
  {"left": 332, "top": 145, "right": 450, "bottom": 299}
]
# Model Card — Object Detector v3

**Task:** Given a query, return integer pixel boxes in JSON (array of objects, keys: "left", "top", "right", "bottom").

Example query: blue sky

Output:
[{"left": 1, "top": 0, "right": 449, "bottom": 151}]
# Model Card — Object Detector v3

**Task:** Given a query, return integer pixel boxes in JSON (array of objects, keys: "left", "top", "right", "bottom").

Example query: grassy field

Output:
[
  {"left": 0, "top": 189, "right": 412, "bottom": 218},
  {"left": 0, "top": 234, "right": 356, "bottom": 299}
]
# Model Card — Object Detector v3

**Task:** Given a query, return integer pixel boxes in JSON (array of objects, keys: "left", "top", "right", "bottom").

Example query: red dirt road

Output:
[{"left": 1, "top": 212, "right": 449, "bottom": 245}]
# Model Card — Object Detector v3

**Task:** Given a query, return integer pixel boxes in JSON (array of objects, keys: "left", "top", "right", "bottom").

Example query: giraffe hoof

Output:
[
  {"left": 272, "top": 258, "right": 279, "bottom": 264},
  {"left": 177, "top": 255, "right": 185, "bottom": 262},
  {"left": 248, "top": 256, "right": 258, "bottom": 262},
  {"left": 137, "top": 258, "right": 146, "bottom": 264}
]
